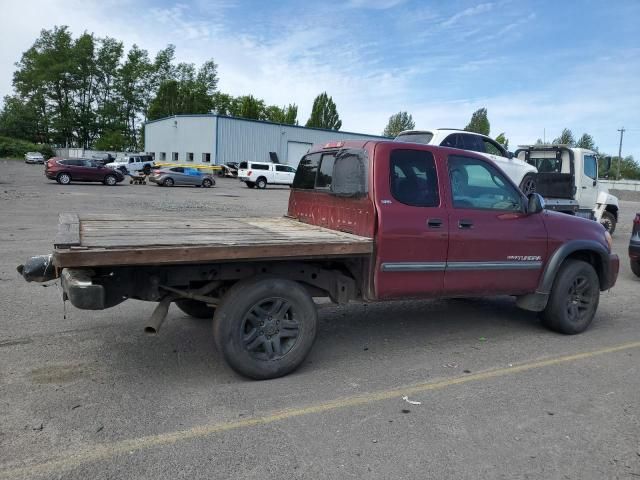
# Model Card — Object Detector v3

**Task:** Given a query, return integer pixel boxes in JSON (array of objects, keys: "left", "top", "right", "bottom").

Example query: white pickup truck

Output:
[
  {"left": 108, "top": 154, "right": 155, "bottom": 174},
  {"left": 237, "top": 161, "right": 297, "bottom": 189},
  {"left": 515, "top": 145, "right": 619, "bottom": 233}
]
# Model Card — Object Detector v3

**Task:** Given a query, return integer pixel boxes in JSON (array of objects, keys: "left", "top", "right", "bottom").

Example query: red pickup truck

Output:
[{"left": 19, "top": 140, "right": 619, "bottom": 379}]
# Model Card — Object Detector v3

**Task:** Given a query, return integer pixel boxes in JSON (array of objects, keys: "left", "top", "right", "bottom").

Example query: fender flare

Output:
[
  {"left": 516, "top": 240, "right": 610, "bottom": 312},
  {"left": 597, "top": 191, "right": 619, "bottom": 209}
]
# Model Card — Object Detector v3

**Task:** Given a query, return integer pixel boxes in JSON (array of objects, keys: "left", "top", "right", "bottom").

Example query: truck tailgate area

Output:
[{"left": 52, "top": 214, "right": 373, "bottom": 267}]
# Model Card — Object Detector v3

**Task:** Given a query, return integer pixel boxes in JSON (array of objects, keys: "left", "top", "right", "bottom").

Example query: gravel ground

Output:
[{"left": 0, "top": 159, "right": 639, "bottom": 480}]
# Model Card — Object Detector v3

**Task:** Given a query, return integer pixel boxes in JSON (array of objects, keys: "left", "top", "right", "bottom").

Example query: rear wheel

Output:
[
  {"left": 631, "top": 259, "right": 640, "bottom": 278},
  {"left": 246, "top": 181, "right": 255, "bottom": 189},
  {"left": 600, "top": 211, "right": 616, "bottom": 235},
  {"left": 104, "top": 174, "right": 117, "bottom": 186},
  {"left": 57, "top": 173, "right": 71, "bottom": 185},
  {"left": 256, "top": 177, "right": 267, "bottom": 189},
  {"left": 213, "top": 276, "right": 318, "bottom": 379},
  {"left": 519, "top": 173, "right": 537, "bottom": 195},
  {"left": 541, "top": 259, "right": 600, "bottom": 334},
  {"left": 202, "top": 178, "right": 213, "bottom": 188},
  {"left": 176, "top": 299, "right": 216, "bottom": 319},
  {"left": 163, "top": 177, "right": 174, "bottom": 187}
]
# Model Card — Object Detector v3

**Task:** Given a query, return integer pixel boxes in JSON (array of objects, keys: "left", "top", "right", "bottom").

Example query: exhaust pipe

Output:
[{"left": 144, "top": 296, "right": 175, "bottom": 335}]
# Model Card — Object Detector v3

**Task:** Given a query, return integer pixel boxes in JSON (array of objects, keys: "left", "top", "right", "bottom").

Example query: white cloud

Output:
[{"left": 441, "top": 2, "right": 494, "bottom": 28}]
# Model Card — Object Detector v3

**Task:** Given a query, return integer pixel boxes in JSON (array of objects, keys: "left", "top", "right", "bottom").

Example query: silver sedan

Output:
[{"left": 149, "top": 167, "right": 216, "bottom": 187}]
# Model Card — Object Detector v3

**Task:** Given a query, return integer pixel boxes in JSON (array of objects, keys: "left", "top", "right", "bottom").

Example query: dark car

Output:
[
  {"left": 630, "top": 213, "right": 640, "bottom": 277},
  {"left": 45, "top": 157, "right": 125, "bottom": 186}
]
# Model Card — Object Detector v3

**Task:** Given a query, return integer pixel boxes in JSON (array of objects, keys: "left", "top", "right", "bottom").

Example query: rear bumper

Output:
[{"left": 61, "top": 268, "right": 105, "bottom": 310}]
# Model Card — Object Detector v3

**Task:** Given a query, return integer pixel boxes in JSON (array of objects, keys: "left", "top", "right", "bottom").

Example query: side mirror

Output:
[
  {"left": 604, "top": 156, "right": 612, "bottom": 173},
  {"left": 527, "top": 193, "right": 545, "bottom": 214}
]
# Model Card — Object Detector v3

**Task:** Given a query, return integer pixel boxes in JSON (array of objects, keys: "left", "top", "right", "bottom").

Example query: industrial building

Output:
[{"left": 144, "top": 114, "right": 386, "bottom": 169}]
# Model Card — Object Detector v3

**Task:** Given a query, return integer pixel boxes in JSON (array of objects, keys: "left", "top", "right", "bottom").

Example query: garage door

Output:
[{"left": 287, "top": 141, "right": 312, "bottom": 169}]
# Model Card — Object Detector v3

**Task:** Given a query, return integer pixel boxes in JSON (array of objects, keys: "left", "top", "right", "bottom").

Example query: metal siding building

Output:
[{"left": 145, "top": 115, "right": 385, "bottom": 168}]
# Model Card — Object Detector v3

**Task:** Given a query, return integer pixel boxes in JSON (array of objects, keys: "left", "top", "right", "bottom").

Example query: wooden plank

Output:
[
  {"left": 53, "top": 241, "right": 373, "bottom": 267},
  {"left": 54, "top": 213, "right": 80, "bottom": 248}
]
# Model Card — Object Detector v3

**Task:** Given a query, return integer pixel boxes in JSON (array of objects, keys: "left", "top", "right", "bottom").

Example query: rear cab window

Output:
[
  {"left": 293, "top": 148, "right": 368, "bottom": 196},
  {"left": 251, "top": 163, "right": 270, "bottom": 170},
  {"left": 390, "top": 149, "right": 440, "bottom": 207}
]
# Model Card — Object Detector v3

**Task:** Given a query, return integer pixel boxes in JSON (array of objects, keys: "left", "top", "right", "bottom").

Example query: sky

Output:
[{"left": 1, "top": 0, "right": 639, "bottom": 158}]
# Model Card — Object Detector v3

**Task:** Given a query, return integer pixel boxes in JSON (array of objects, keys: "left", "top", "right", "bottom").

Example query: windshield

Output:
[{"left": 394, "top": 132, "right": 434, "bottom": 145}]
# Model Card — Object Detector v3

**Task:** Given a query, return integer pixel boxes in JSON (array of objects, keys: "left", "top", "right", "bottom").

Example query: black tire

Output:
[
  {"left": 631, "top": 259, "right": 640, "bottom": 278},
  {"left": 246, "top": 181, "right": 255, "bottom": 189},
  {"left": 541, "top": 259, "right": 600, "bottom": 334},
  {"left": 163, "top": 177, "right": 174, "bottom": 187},
  {"left": 119, "top": 166, "right": 128, "bottom": 174},
  {"left": 176, "top": 299, "right": 216, "bottom": 319},
  {"left": 256, "top": 177, "right": 267, "bottom": 189},
  {"left": 600, "top": 211, "right": 616, "bottom": 235},
  {"left": 519, "top": 173, "right": 537, "bottom": 195},
  {"left": 104, "top": 174, "right": 117, "bottom": 186},
  {"left": 57, "top": 172, "right": 71, "bottom": 185},
  {"left": 202, "top": 178, "right": 213, "bottom": 188},
  {"left": 213, "top": 276, "right": 318, "bottom": 380}
]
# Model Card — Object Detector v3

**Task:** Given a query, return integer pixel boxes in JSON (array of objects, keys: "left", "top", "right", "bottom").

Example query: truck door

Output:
[
  {"left": 579, "top": 153, "right": 599, "bottom": 210},
  {"left": 444, "top": 154, "right": 547, "bottom": 295},
  {"left": 374, "top": 145, "right": 448, "bottom": 299}
]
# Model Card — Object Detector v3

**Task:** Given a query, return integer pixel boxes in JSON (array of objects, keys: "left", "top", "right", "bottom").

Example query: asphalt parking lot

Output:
[{"left": 1, "top": 159, "right": 639, "bottom": 480}]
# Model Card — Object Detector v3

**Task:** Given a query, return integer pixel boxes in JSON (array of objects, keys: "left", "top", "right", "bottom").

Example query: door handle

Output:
[
  {"left": 582, "top": 186, "right": 587, "bottom": 189},
  {"left": 427, "top": 218, "right": 443, "bottom": 228},
  {"left": 458, "top": 219, "right": 473, "bottom": 229}
]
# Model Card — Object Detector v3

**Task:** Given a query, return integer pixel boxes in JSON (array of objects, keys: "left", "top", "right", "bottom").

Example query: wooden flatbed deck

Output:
[{"left": 53, "top": 214, "right": 374, "bottom": 268}]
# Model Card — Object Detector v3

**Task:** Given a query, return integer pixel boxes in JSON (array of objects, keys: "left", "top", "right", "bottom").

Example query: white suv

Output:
[
  {"left": 108, "top": 154, "right": 155, "bottom": 174},
  {"left": 237, "top": 161, "right": 296, "bottom": 189},
  {"left": 395, "top": 129, "right": 537, "bottom": 191}
]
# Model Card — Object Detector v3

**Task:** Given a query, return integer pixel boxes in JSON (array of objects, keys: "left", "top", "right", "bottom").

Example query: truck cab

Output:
[{"left": 515, "top": 145, "right": 619, "bottom": 233}]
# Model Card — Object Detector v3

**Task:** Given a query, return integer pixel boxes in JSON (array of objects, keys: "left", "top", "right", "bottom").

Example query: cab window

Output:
[
  {"left": 482, "top": 138, "right": 506, "bottom": 157},
  {"left": 584, "top": 155, "right": 597, "bottom": 179},
  {"left": 390, "top": 149, "right": 439, "bottom": 207},
  {"left": 448, "top": 155, "right": 521, "bottom": 211},
  {"left": 316, "top": 154, "right": 335, "bottom": 189}
]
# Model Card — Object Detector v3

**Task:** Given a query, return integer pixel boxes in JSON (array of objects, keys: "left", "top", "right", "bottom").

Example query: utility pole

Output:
[{"left": 617, "top": 127, "right": 625, "bottom": 179}]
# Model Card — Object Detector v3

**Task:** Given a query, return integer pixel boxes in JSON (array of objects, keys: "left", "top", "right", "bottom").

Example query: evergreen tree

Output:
[
  {"left": 464, "top": 108, "right": 490, "bottom": 135},
  {"left": 306, "top": 92, "right": 342, "bottom": 130},
  {"left": 382, "top": 111, "right": 415, "bottom": 137}
]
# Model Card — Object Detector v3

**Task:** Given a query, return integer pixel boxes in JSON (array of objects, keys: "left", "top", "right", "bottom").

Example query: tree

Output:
[
  {"left": 306, "top": 92, "right": 342, "bottom": 130},
  {"left": 495, "top": 132, "right": 509, "bottom": 150},
  {"left": 264, "top": 104, "right": 298, "bottom": 124},
  {"left": 575, "top": 133, "right": 595, "bottom": 150},
  {"left": 552, "top": 128, "right": 575, "bottom": 146},
  {"left": 464, "top": 108, "right": 490, "bottom": 135},
  {"left": 94, "top": 129, "right": 127, "bottom": 151},
  {"left": 382, "top": 111, "right": 415, "bottom": 137},
  {"left": 233, "top": 95, "right": 265, "bottom": 120}
]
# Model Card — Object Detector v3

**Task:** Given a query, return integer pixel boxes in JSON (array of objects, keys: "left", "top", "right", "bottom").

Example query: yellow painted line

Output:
[{"left": 2, "top": 340, "right": 639, "bottom": 479}]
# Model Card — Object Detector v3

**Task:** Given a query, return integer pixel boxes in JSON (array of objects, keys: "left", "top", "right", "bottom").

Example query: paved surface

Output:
[{"left": 0, "top": 159, "right": 639, "bottom": 480}]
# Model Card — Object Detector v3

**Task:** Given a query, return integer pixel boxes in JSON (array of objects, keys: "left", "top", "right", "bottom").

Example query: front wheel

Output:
[
  {"left": 519, "top": 173, "right": 537, "bottom": 195},
  {"left": 202, "top": 178, "right": 214, "bottom": 188},
  {"left": 541, "top": 259, "right": 600, "bottom": 334},
  {"left": 600, "top": 211, "right": 616, "bottom": 235},
  {"left": 213, "top": 276, "right": 318, "bottom": 379},
  {"left": 104, "top": 174, "right": 118, "bottom": 186}
]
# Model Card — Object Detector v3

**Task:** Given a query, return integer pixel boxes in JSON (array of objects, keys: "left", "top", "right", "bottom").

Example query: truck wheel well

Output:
[
  {"left": 565, "top": 250, "right": 605, "bottom": 289},
  {"left": 605, "top": 204, "right": 618, "bottom": 219}
]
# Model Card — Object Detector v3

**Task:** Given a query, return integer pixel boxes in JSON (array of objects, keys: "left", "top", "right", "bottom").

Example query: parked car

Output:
[
  {"left": 45, "top": 158, "right": 125, "bottom": 185},
  {"left": 108, "top": 154, "right": 154, "bottom": 174},
  {"left": 237, "top": 161, "right": 296, "bottom": 189},
  {"left": 219, "top": 162, "right": 239, "bottom": 178},
  {"left": 395, "top": 129, "right": 537, "bottom": 192},
  {"left": 630, "top": 213, "right": 640, "bottom": 277},
  {"left": 24, "top": 152, "right": 44, "bottom": 164},
  {"left": 149, "top": 166, "right": 216, "bottom": 187}
]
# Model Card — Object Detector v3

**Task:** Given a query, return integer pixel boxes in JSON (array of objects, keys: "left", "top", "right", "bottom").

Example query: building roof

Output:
[{"left": 144, "top": 114, "right": 388, "bottom": 139}]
